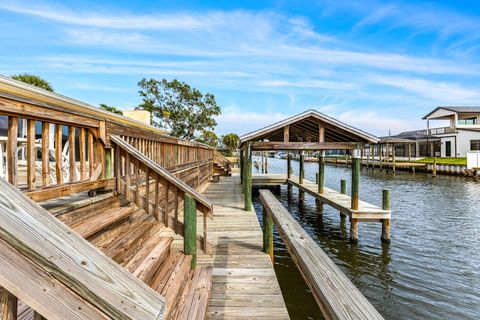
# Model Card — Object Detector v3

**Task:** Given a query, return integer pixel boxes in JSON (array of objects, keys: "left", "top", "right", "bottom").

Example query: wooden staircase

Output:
[
  {"left": 213, "top": 151, "right": 232, "bottom": 176},
  {"left": 58, "top": 194, "right": 213, "bottom": 320}
]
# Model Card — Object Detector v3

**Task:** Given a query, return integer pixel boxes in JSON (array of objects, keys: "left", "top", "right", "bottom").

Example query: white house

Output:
[{"left": 390, "top": 107, "right": 480, "bottom": 158}]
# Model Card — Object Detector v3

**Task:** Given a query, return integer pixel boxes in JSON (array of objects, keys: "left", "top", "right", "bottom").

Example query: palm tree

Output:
[
  {"left": 11, "top": 73, "right": 54, "bottom": 92},
  {"left": 99, "top": 104, "right": 123, "bottom": 115}
]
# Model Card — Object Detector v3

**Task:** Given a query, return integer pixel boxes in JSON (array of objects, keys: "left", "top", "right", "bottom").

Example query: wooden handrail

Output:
[
  {"left": 111, "top": 135, "right": 213, "bottom": 215},
  {"left": 259, "top": 189, "right": 384, "bottom": 320},
  {"left": 0, "top": 176, "right": 166, "bottom": 320}
]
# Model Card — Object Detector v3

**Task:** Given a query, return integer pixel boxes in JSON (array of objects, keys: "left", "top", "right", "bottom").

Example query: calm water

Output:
[{"left": 252, "top": 157, "right": 480, "bottom": 320}]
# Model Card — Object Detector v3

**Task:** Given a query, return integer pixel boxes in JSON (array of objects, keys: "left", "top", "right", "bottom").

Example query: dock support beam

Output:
[
  {"left": 184, "top": 194, "right": 197, "bottom": 269},
  {"left": 262, "top": 205, "right": 274, "bottom": 262},
  {"left": 299, "top": 152, "right": 304, "bottom": 184},
  {"left": 318, "top": 151, "right": 325, "bottom": 194},
  {"left": 351, "top": 149, "right": 360, "bottom": 211},
  {"left": 381, "top": 189, "right": 391, "bottom": 243},
  {"left": 245, "top": 142, "right": 253, "bottom": 211}
]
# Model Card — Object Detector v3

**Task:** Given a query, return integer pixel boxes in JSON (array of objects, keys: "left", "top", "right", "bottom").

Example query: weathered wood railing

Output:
[
  {"left": 0, "top": 176, "right": 167, "bottom": 320},
  {"left": 259, "top": 189, "right": 384, "bottom": 320},
  {"left": 111, "top": 135, "right": 213, "bottom": 258}
]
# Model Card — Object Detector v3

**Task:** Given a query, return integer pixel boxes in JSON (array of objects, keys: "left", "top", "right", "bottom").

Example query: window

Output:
[
  {"left": 471, "top": 140, "right": 480, "bottom": 151},
  {"left": 458, "top": 117, "right": 478, "bottom": 125}
]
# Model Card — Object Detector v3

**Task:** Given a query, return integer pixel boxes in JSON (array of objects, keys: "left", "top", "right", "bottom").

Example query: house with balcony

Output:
[{"left": 386, "top": 107, "right": 480, "bottom": 158}]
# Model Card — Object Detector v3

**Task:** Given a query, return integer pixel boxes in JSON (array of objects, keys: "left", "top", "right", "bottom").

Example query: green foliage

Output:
[
  {"left": 222, "top": 133, "right": 239, "bottom": 156},
  {"left": 99, "top": 103, "right": 123, "bottom": 115},
  {"left": 414, "top": 157, "right": 466, "bottom": 165},
  {"left": 11, "top": 73, "right": 54, "bottom": 92},
  {"left": 197, "top": 130, "right": 219, "bottom": 147},
  {"left": 137, "top": 78, "right": 221, "bottom": 140}
]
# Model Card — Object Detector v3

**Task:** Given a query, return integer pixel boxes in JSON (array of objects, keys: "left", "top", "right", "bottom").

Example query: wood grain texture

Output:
[
  {"left": 6, "top": 117, "right": 18, "bottom": 186},
  {"left": 0, "top": 238, "right": 108, "bottom": 320},
  {"left": 260, "top": 189, "right": 383, "bottom": 320},
  {"left": 0, "top": 177, "right": 166, "bottom": 320}
]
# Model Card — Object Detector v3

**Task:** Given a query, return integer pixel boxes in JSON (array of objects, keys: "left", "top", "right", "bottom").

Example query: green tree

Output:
[
  {"left": 197, "top": 130, "right": 219, "bottom": 147},
  {"left": 222, "top": 133, "right": 239, "bottom": 156},
  {"left": 99, "top": 103, "right": 123, "bottom": 115},
  {"left": 137, "top": 78, "right": 221, "bottom": 140},
  {"left": 11, "top": 73, "right": 54, "bottom": 92}
]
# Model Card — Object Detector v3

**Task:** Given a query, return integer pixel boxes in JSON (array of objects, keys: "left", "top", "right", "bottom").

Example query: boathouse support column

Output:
[
  {"left": 318, "top": 151, "right": 325, "bottom": 194},
  {"left": 265, "top": 153, "right": 268, "bottom": 174},
  {"left": 340, "top": 179, "right": 347, "bottom": 223},
  {"left": 351, "top": 149, "right": 360, "bottom": 210},
  {"left": 262, "top": 205, "right": 274, "bottom": 261},
  {"left": 299, "top": 152, "right": 305, "bottom": 184},
  {"left": 287, "top": 152, "right": 292, "bottom": 178},
  {"left": 381, "top": 189, "right": 391, "bottom": 243},
  {"left": 184, "top": 194, "right": 197, "bottom": 268},
  {"left": 245, "top": 142, "right": 253, "bottom": 211}
]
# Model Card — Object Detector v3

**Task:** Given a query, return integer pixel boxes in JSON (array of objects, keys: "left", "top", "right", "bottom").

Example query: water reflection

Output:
[{"left": 253, "top": 157, "right": 480, "bottom": 320}]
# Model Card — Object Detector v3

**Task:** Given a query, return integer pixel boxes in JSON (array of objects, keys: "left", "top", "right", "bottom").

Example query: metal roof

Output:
[{"left": 239, "top": 109, "right": 379, "bottom": 145}]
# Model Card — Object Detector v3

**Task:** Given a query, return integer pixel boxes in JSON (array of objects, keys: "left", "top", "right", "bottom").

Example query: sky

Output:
[{"left": 1, "top": 0, "right": 480, "bottom": 137}]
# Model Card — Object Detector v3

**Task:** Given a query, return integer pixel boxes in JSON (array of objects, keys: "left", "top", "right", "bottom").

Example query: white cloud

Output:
[{"left": 258, "top": 79, "right": 360, "bottom": 90}]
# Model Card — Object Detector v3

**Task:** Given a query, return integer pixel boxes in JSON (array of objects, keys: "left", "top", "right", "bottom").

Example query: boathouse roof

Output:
[{"left": 239, "top": 109, "right": 379, "bottom": 145}]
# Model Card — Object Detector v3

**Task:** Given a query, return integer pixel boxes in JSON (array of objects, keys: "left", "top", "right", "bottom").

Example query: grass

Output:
[{"left": 413, "top": 157, "right": 466, "bottom": 165}]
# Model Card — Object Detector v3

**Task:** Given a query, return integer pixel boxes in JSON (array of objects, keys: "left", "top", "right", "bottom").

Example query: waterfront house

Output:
[{"left": 387, "top": 107, "right": 480, "bottom": 158}]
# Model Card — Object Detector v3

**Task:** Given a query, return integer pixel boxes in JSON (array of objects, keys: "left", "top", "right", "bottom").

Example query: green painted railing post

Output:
[
  {"left": 318, "top": 151, "right": 325, "bottom": 194},
  {"left": 315, "top": 172, "right": 319, "bottom": 184},
  {"left": 184, "top": 194, "right": 197, "bottom": 268},
  {"left": 381, "top": 189, "right": 391, "bottom": 243},
  {"left": 262, "top": 206, "right": 274, "bottom": 262},
  {"left": 340, "top": 179, "right": 346, "bottom": 194},
  {"left": 351, "top": 149, "right": 360, "bottom": 210},
  {"left": 287, "top": 152, "right": 291, "bottom": 179},
  {"left": 245, "top": 142, "right": 253, "bottom": 211},
  {"left": 299, "top": 152, "right": 304, "bottom": 184},
  {"left": 105, "top": 148, "right": 113, "bottom": 179},
  {"left": 240, "top": 150, "right": 244, "bottom": 186}
]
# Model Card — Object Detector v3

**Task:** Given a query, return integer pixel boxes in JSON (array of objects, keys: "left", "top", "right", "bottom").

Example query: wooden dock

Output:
[
  {"left": 253, "top": 173, "right": 391, "bottom": 242},
  {"left": 198, "top": 173, "right": 290, "bottom": 319}
]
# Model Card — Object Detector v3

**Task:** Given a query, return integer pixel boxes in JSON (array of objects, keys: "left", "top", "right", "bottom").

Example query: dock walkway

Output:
[{"left": 198, "top": 174, "right": 290, "bottom": 319}]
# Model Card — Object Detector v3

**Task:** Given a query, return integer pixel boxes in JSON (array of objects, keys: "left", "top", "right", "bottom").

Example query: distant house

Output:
[{"left": 389, "top": 107, "right": 480, "bottom": 158}]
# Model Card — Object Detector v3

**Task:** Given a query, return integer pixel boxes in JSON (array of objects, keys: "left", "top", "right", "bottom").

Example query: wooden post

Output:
[
  {"left": 432, "top": 157, "right": 437, "bottom": 178},
  {"left": 262, "top": 205, "right": 274, "bottom": 262},
  {"left": 350, "top": 218, "right": 359, "bottom": 243},
  {"left": 79, "top": 128, "right": 86, "bottom": 180},
  {"left": 381, "top": 189, "right": 391, "bottom": 243},
  {"left": 105, "top": 148, "right": 113, "bottom": 179},
  {"left": 41, "top": 122, "right": 50, "bottom": 187},
  {"left": 7, "top": 117, "right": 18, "bottom": 186},
  {"left": 27, "top": 119, "right": 36, "bottom": 190},
  {"left": 265, "top": 153, "right": 268, "bottom": 174},
  {"left": 340, "top": 179, "right": 346, "bottom": 194},
  {"left": 68, "top": 126, "right": 76, "bottom": 182},
  {"left": 318, "top": 151, "right": 325, "bottom": 194},
  {"left": 261, "top": 152, "right": 264, "bottom": 174},
  {"left": 0, "top": 288, "right": 17, "bottom": 320},
  {"left": 287, "top": 152, "right": 291, "bottom": 178},
  {"left": 315, "top": 172, "right": 319, "bottom": 184},
  {"left": 245, "top": 142, "right": 253, "bottom": 211},
  {"left": 392, "top": 144, "right": 396, "bottom": 173},
  {"left": 183, "top": 194, "right": 197, "bottom": 269},
  {"left": 299, "top": 151, "right": 304, "bottom": 184},
  {"left": 240, "top": 149, "right": 244, "bottom": 186},
  {"left": 351, "top": 149, "right": 360, "bottom": 210}
]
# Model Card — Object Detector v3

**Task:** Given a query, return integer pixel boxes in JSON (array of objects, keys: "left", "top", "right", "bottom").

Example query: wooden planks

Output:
[
  {"left": 260, "top": 189, "right": 384, "bottom": 320},
  {"left": 198, "top": 174, "right": 289, "bottom": 319},
  {"left": 0, "top": 177, "right": 167, "bottom": 320},
  {"left": 69, "top": 206, "right": 134, "bottom": 238}
]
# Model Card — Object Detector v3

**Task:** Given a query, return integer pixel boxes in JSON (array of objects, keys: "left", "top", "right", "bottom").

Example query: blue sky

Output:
[{"left": 1, "top": 0, "right": 480, "bottom": 136}]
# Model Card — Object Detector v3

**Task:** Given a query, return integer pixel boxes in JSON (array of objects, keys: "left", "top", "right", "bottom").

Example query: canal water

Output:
[{"left": 252, "top": 157, "right": 480, "bottom": 320}]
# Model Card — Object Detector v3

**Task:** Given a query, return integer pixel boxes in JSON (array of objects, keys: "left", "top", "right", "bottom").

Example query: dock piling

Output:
[
  {"left": 184, "top": 194, "right": 197, "bottom": 268},
  {"left": 351, "top": 149, "right": 360, "bottom": 210},
  {"left": 287, "top": 152, "right": 292, "bottom": 178},
  {"left": 381, "top": 189, "right": 391, "bottom": 243},
  {"left": 299, "top": 152, "right": 304, "bottom": 184},
  {"left": 244, "top": 142, "right": 253, "bottom": 211},
  {"left": 262, "top": 205, "right": 274, "bottom": 261},
  {"left": 318, "top": 151, "right": 325, "bottom": 194}
]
